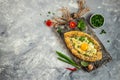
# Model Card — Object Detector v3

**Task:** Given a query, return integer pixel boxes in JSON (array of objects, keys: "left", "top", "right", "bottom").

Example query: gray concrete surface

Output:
[{"left": 0, "top": 0, "right": 120, "bottom": 80}]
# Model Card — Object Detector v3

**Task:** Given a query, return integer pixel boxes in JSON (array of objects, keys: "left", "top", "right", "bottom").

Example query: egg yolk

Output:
[{"left": 80, "top": 43, "right": 88, "bottom": 51}]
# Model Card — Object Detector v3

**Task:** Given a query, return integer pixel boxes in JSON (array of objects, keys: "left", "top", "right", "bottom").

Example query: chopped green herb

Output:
[
  {"left": 79, "top": 36, "right": 86, "bottom": 42},
  {"left": 40, "top": 13, "right": 42, "bottom": 15},
  {"left": 100, "top": 29, "right": 106, "bottom": 34},
  {"left": 73, "top": 35, "right": 77, "bottom": 39},
  {"left": 48, "top": 11, "right": 51, "bottom": 14},
  {"left": 77, "top": 45, "right": 80, "bottom": 48},
  {"left": 77, "top": 19, "right": 86, "bottom": 31},
  {"left": 81, "top": 61, "right": 89, "bottom": 67},
  {"left": 78, "top": 51, "right": 80, "bottom": 53},
  {"left": 107, "top": 40, "right": 110, "bottom": 43},
  {"left": 57, "top": 27, "right": 62, "bottom": 33},
  {"left": 88, "top": 40, "right": 93, "bottom": 44},
  {"left": 91, "top": 14, "right": 104, "bottom": 27},
  {"left": 84, "top": 54, "right": 89, "bottom": 56},
  {"left": 73, "top": 43, "right": 75, "bottom": 46},
  {"left": 75, "top": 37, "right": 77, "bottom": 39}
]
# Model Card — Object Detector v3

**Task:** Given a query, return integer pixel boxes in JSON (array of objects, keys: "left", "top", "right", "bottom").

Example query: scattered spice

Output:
[
  {"left": 100, "top": 29, "right": 106, "bottom": 34},
  {"left": 40, "top": 13, "right": 42, "bottom": 15},
  {"left": 66, "top": 68, "right": 77, "bottom": 71},
  {"left": 45, "top": 20, "right": 53, "bottom": 27}
]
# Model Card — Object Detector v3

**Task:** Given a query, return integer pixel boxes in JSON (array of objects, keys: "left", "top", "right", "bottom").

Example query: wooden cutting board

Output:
[{"left": 53, "top": 18, "right": 112, "bottom": 72}]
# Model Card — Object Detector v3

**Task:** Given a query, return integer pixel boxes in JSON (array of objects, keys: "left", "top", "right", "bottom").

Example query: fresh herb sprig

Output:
[
  {"left": 56, "top": 51, "right": 80, "bottom": 69},
  {"left": 77, "top": 19, "right": 86, "bottom": 31},
  {"left": 80, "top": 61, "right": 89, "bottom": 67},
  {"left": 100, "top": 29, "right": 106, "bottom": 34},
  {"left": 57, "top": 27, "right": 62, "bottom": 33}
]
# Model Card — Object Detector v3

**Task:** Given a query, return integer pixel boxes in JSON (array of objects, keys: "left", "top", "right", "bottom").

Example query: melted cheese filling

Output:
[{"left": 71, "top": 37, "right": 97, "bottom": 57}]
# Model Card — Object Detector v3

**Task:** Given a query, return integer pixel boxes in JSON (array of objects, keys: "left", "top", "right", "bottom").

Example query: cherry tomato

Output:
[
  {"left": 69, "top": 21, "right": 77, "bottom": 28},
  {"left": 45, "top": 20, "right": 52, "bottom": 27}
]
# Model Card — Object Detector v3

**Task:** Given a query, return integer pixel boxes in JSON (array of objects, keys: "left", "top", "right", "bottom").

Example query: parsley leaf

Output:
[
  {"left": 100, "top": 29, "right": 106, "bottom": 34},
  {"left": 79, "top": 36, "right": 86, "bottom": 42},
  {"left": 81, "top": 61, "right": 89, "bottom": 67},
  {"left": 48, "top": 11, "right": 51, "bottom": 14}
]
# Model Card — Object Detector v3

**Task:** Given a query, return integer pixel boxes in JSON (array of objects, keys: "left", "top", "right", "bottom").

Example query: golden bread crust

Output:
[{"left": 64, "top": 31, "right": 102, "bottom": 62}]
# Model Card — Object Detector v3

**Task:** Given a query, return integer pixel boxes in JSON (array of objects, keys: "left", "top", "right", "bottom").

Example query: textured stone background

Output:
[{"left": 0, "top": 0, "right": 120, "bottom": 80}]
